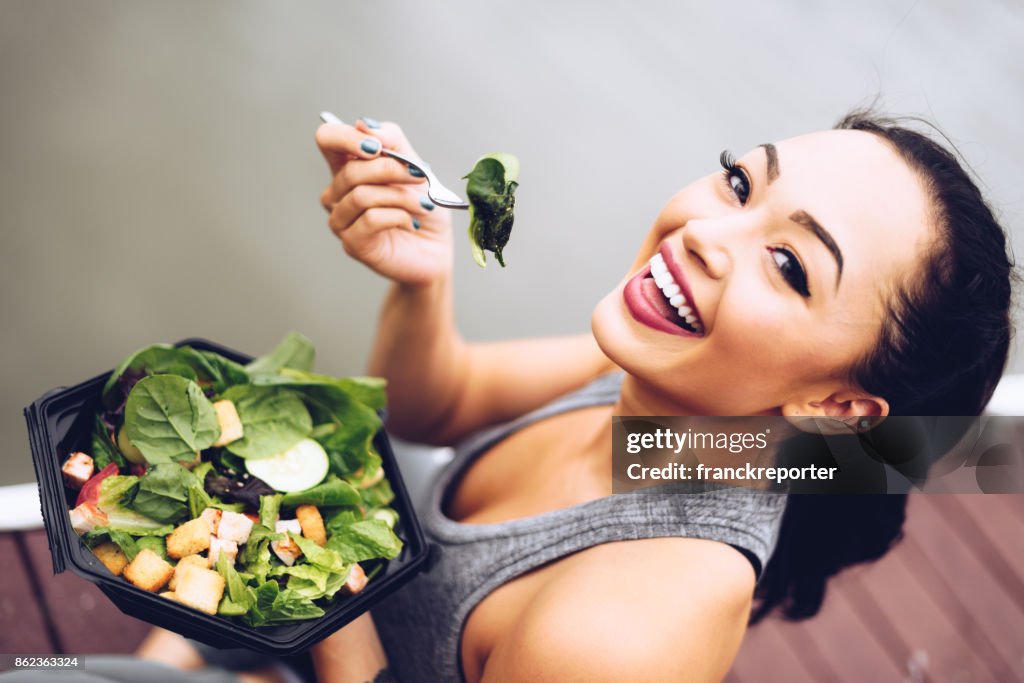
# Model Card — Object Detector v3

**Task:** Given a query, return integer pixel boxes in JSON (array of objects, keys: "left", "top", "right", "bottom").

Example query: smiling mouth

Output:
[{"left": 642, "top": 252, "right": 705, "bottom": 334}]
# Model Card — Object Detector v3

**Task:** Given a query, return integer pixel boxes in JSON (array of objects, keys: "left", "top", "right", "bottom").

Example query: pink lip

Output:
[{"left": 658, "top": 242, "right": 703, "bottom": 326}]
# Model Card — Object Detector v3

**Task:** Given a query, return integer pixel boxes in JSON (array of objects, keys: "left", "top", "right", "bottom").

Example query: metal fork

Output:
[{"left": 319, "top": 111, "right": 469, "bottom": 209}]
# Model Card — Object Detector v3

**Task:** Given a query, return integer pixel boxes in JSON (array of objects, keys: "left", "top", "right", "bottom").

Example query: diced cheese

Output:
[
  {"left": 69, "top": 501, "right": 108, "bottom": 535},
  {"left": 209, "top": 537, "right": 238, "bottom": 566},
  {"left": 61, "top": 452, "right": 95, "bottom": 489},
  {"left": 217, "top": 510, "right": 254, "bottom": 544},
  {"left": 212, "top": 400, "right": 244, "bottom": 447},
  {"left": 271, "top": 520, "right": 303, "bottom": 566},
  {"left": 200, "top": 508, "right": 222, "bottom": 535}
]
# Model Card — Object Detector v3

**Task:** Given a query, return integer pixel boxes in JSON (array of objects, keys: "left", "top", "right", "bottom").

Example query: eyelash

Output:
[{"left": 718, "top": 150, "right": 811, "bottom": 298}]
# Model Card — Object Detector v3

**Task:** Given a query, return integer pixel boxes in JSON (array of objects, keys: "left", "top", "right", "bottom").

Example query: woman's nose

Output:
[{"left": 681, "top": 217, "right": 735, "bottom": 280}]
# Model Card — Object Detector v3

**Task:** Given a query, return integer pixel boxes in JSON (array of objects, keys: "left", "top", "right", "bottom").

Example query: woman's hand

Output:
[{"left": 316, "top": 118, "right": 453, "bottom": 286}]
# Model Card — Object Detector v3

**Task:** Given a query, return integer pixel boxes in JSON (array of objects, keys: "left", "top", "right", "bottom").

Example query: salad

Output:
[
  {"left": 60, "top": 333, "right": 403, "bottom": 626},
  {"left": 464, "top": 152, "right": 519, "bottom": 267}
]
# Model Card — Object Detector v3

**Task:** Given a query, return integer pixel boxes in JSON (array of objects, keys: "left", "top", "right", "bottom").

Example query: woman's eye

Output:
[
  {"left": 769, "top": 247, "right": 811, "bottom": 298},
  {"left": 719, "top": 150, "right": 751, "bottom": 205}
]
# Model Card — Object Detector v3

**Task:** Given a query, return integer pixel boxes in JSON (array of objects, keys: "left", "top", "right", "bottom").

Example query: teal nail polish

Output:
[
  {"left": 361, "top": 116, "right": 381, "bottom": 129},
  {"left": 408, "top": 164, "right": 426, "bottom": 178},
  {"left": 360, "top": 138, "right": 381, "bottom": 154},
  {"left": 419, "top": 196, "right": 435, "bottom": 211},
  {"left": 412, "top": 217, "right": 421, "bottom": 230}
]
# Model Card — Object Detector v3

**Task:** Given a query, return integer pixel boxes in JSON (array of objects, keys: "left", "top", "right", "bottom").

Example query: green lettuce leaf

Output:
[
  {"left": 463, "top": 153, "right": 520, "bottom": 267},
  {"left": 220, "top": 385, "right": 312, "bottom": 460},
  {"left": 91, "top": 415, "right": 126, "bottom": 470},
  {"left": 289, "top": 532, "right": 346, "bottom": 573},
  {"left": 259, "top": 494, "right": 283, "bottom": 528},
  {"left": 102, "top": 345, "right": 221, "bottom": 409},
  {"left": 197, "top": 350, "right": 251, "bottom": 394},
  {"left": 124, "top": 375, "right": 219, "bottom": 464},
  {"left": 325, "top": 519, "right": 403, "bottom": 563},
  {"left": 253, "top": 369, "right": 386, "bottom": 412},
  {"left": 280, "top": 476, "right": 360, "bottom": 508},
  {"left": 125, "top": 463, "right": 195, "bottom": 524}
]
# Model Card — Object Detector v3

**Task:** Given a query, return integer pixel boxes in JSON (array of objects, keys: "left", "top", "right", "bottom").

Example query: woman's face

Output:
[{"left": 592, "top": 129, "right": 934, "bottom": 416}]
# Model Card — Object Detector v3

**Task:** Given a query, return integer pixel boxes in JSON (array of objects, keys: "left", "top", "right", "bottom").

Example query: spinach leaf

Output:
[
  {"left": 102, "top": 345, "right": 220, "bottom": 409},
  {"left": 83, "top": 527, "right": 137, "bottom": 560},
  {"left": 197, "top": 350, "right": 250, "bottom": 394},
  {"left": 135, "top": 536, "right": 168, "bottom": 561},
  {"left": 244, "top": 332, "right": 315, "bottom": 376},
  {"left": 280, "top": 476, "right": 360, "bottom": 508},
  {"left": 97, "top": 476, "right": 139, "bottom": 510},
  {"left": 325, "top": 519, "right": 403, "bottom": 563},
  {"left": 253, "top": 369, "right": 386, "bottom": 412},
  {"left": 126, "top": 463, "right": 195, "bottom": 524},
  {"left": 91, "top": 415, "right": 126, "bottom": 470},
  {"left": 220, "top": 385, "right": 312, "bottom": 460},
  {"left": 463, "top": 153, "right": 520, "bottom": 267},
  {"left": 124, "top": 375, "right": 220, "bottom": 464}
]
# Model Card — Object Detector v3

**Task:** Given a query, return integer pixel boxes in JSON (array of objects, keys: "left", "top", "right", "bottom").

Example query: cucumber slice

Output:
[
  {"left": 116, "top": 426, "right": 146, "bottom": 465},
  {"left": 244, "top": 438, "right": 329, "bottom": 492},
  {"left": 368, "top": 507, "right": 400, "bottom": 529}
]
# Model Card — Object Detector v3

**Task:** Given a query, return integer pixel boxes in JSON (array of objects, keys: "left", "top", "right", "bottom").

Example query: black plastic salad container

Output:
[{"left": 23, "top": 338, "right": 430, "bottom": 655}]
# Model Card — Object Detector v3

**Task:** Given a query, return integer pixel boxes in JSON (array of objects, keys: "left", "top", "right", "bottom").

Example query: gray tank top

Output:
[{"left": 372, "top": 372, "right": 787, "bottom": 682}]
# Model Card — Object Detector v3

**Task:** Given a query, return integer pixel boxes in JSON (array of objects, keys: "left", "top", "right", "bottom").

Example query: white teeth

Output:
[
  {"left": 669, "top": 294, "right": 684, "bottom": 307},
  {"left": 650, "top": 261, "right": 667, "bottom": 277},
  {"left": 650, "top": 252, "right": 703, "bottom": 333},
  {"left": 651, "top": 253, "right": 664, "bottom": 264},
  {"left": 677, "top": 305, "right": 692, "bottom": 316},
  {"left": 684, "top": 314, "right": 697, "bottom": 324},
  {"left": 663, "top": 283, "right": 680, "bottom": 297}
]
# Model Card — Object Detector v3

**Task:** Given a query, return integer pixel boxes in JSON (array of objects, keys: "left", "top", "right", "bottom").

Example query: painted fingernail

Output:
[
  {"left": 360, "top": 116, "right": 381, "bottom": 129},
  {"left": 412, "top": 217, "right": 421, "bottom": 230},
  {"left": 419, "top": 196, "right": 435, "bottom": 211},
  {"left": 408, "top": 164, "right": 426, "bottom": 178},
  {"left": 360, "top": 138, "right": 381, "bottom": 154}
]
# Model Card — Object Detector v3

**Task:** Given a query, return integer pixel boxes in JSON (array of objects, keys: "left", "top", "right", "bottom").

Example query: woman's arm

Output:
[
  {"left": 310, "top": 613, "right": 392, "bottom": 683},
  {"left": 317, "top": 119, "right": 614, "bottom": 445}
]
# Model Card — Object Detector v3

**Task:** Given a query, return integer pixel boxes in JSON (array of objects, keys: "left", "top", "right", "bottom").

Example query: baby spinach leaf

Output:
[
  {"left": 91, "top": 415, "right": 126, "bottom": 470},
  {"left": 126, "top": 463, "right": 195, "bottom": 524},
  {"left": 325, "top": 519, "right": 403, "bottom": 563},
  {"left": 463, "top": 153, "right": 520, "bottom": 267},
  {"left": 254, "top": 369, "right": 387, "bottom": 412},
  {"left": 244, "top": 332, "right": 315, "bottom": 376},
  {"left": 280, "top": 476, "right": 360, "bottom": 508},
  {"left": 220, "top": 385, "right": 312, "bottom": 460},
  {"left": 102, "top": 345, "right": 220, "bottom": 409},
  {"left": 124, "top": 375, "right": 219, "bottom": 464},
  {"left": 197, "top": 350, "right": 251, "bottom": 394}
]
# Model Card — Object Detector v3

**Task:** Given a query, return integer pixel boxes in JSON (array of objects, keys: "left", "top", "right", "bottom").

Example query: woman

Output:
[{"left": 10, "top": 110, "right": 1010, "bottom": 683}]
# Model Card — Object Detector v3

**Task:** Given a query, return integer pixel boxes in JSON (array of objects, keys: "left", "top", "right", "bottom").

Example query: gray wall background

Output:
[{"left": 3, "top": 0, "right": 1022, "bottom": 486}]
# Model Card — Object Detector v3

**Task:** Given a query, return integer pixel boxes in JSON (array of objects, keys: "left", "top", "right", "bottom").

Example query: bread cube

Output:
[
  {"left": 69, "top": 502, "right": 108, "bottom": 535},
  {"left": 169, "top": 554, "right": 209, "bottom": 590},
  {"left": 61, "top": 452, "right": 95, "bottom": 489},
  {"left": 91, "top": 541, "right": 128, "bottom": 576},
  {"left": 212, "top": 400, "right": 244, "bottom": 447},
  {"left": 217, "top": 510, "right": 254, "bottom": 544},
  {"left": 174, "top": 564, "right": 225, "bottom": 615},
  {"left": 295, "top": 505, "right": 327, "bottom": 547},
  {"left": 271, "top": 520, "right": 303, "bottom": 566},
  {"left": 342, "top": 563, "right": 368, "bottom": 595},
  {"left": 166, "top": 518, "right": 212, "bottom": 559},
  {"left": 159, "top": 591, "right": 178, "bottom": 602},
  {"left": 200, "top": 508, "right": 222, "bottom": 535},
  {"left": 123, "top": 549, "right": 174, "bottom": 592},
  {"left": 209, "top": 537, "right": 238, "bottom": 567}
]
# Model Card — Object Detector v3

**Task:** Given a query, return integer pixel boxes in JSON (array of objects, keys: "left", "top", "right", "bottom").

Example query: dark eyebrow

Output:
[
  {"left": 789, "top": 210, "right": 844, "bottom": 289},
  {"left": 759, "top": 143, "right": 779, "bottom": 183}
]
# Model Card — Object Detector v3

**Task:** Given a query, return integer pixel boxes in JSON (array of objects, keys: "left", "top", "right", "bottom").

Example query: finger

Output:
[
  {"left": 332, "top": 156, "right": 426, "bottom": 198},
  {"left": 335, "top": 207, "right": 416, "bottom": 258},
  {"left": 330, "top": 184, "right": 435, "bottom": 234},
  {"left": 354, "top": 118, "right": 416, "bottom": 156},
  {"left": 315, "top": 122, "right": 384, "bottom": 174}
]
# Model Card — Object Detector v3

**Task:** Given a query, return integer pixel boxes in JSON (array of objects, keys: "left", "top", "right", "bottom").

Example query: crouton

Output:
[
  {"left": 123, "top": 549, "right": 174, "bottom": 592},
  {"left": 217, "top": 510, "right": 254, "bottom": 544},
  {"left": 212, "top": 400, "right": 244, "bottom": 447},
  {"left": 174, "top": 564, "right": 225, "bottom": 615},
  {"left": 200, "top": 508, "right": 222, "bottom": 535},
  {"left": 209, "top": 537, "right": 238, "bottom": 567},
  {"left": 91, "top": 541, "right": 127, "bottom": 577},
  {"left": 295, "top": 505, "right": 327, "bottom": 547},
  {"left": 166, "top": 518, "right": 212, "bottom": 559},
  {"left": 61, "top": 452, "right": 94, "bottom": 489},
  {"left": 169, "top": 554, "right": 209, "bottom": 591},
  {"left": 69, "top": 502, "right": 108, "bottom": 535},
  {"left": 342, "top": 563, "right": 368, "bottom": 595},
  {"left": 271, "top": 520, "right": 303, "bottom": 566},
  {"left": 159, "top": 591, "right": 178, "bottom": 601}
]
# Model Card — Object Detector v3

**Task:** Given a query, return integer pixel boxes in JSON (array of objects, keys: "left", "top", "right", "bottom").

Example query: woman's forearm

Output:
[
  {"left": 311, "top": 613, "right": 393, "bottom": 683},
  {"left": 367, "top": 277, "right": 469, "bottom": 443}
]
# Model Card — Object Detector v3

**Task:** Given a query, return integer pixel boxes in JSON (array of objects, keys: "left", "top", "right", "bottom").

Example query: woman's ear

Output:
[{"left": 782, "top": 389, "right": 889, "bottom": 435}]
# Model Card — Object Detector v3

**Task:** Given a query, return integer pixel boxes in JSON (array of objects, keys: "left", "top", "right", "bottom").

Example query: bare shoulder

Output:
[{"left": 480, "top": 537, "right": 756, "bottom": 682}]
